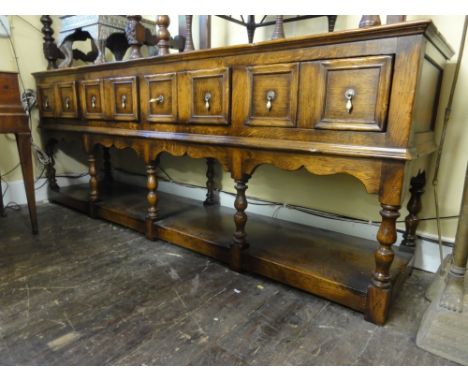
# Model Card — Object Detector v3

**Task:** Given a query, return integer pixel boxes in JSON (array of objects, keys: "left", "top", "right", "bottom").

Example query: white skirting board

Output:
[{"left": 3, "top": 174, "right": 454, "bottom": 273}]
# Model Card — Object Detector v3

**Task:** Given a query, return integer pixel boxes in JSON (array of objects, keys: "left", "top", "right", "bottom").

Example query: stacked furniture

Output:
[{"left": 33, "top": 20, "right": 453, "bottom": 324}]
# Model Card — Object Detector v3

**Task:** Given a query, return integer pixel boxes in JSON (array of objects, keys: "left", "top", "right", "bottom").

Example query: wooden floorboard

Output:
[{"left": 0, "top": 203, "right": 458, "bottom": 365}]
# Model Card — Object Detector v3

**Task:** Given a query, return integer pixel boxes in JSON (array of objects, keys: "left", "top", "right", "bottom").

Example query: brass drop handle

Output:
[
  {"left": 91, "top": 95, "right": 96, "bottom": 109},
  {"left": 65, "top": 97, "right": 71, "bottom": 110},
  {"left": 121, "top": 95, "right": 127, "bottom": 109},
  {"left": 204, "top": 92, "right": 212, "bottom": 111},
  {"left": 266, "top": 90, "right": 276, "bottom": 111},
  {"left": 43, "top": 97, "right": 49, "bottom": 110},
  {"left": 345, "top": 88, "right": 355, "bottom": 114},
  {"left": 149, "top": 95, "right": 164, "bottom": 104}
]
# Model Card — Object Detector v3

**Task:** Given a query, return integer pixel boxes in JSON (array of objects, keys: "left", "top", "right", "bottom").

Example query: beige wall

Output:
[{"left": 1, "top": 15, "right": 466, "bottom": 241}]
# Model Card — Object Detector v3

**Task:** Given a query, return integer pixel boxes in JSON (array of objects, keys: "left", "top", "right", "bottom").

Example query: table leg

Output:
[
  {"left": 145, "top": 161, "right": 158, "bottom": 240},
  {"left": 230, "top": 174, "right": 250, "bottom": 271},
  {"left": 203, "top": 158, "right": 217, "bottom": 206},
  {"left": 15, "top": 133, "right": 38, "bottom": 234},
  {"left": 88, "top": 151, "right": 99, "bottom": 218}
]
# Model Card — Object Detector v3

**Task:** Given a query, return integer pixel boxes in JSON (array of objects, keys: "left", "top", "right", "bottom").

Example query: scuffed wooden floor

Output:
[{"left": 0, "top": 203, "right": 457, "bottom": 365}]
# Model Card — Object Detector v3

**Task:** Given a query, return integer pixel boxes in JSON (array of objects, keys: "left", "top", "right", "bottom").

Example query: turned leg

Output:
[
  {"left": 45, "top": 138, "right": 59, "bottom": 191},
  {"left": 230, "top": 175, "right": 250, "bottom": 271},
  {"left": 16, "top": 133, "right": 38, "bottom": 234},
  {"left": 125, "top": 16, "right": 144, "bottom": 60},
  {"left": 401, "top": 170, "right": 426, "bottom": 248},
  {"left": 145, "top": 161, "right": 158, "bottom": 240},
  {"left": 102, "top": 147, "right": 113, "bottom": 192},
  {"left": 366, "top": 203, "right": 400, "bottom": 325},
  {"left": 88, "top": 151, "right": 99, "bottom": 217},
  {"left": 203, "top": 158, "right": 217, "bottom": 206}
]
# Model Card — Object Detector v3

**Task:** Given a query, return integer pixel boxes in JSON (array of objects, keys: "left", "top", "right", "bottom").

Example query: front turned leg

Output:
[
  {"left": 366, "top": 203, "right": 400, "bottom": 325},
  {"left": 88, "top": 152, "right": 99, "bottom": 217},
  {"left": 145, "top": 161, "right": 158, "bottom": 240},
  {"left": 203, "top": 158, "right": 217, "bottom": 206},
  {"left": 230, "top": 175, "right": 250, "bottom": 271},
  {"left": 401, "top": 170, "right": 426, "bottom": 248}
]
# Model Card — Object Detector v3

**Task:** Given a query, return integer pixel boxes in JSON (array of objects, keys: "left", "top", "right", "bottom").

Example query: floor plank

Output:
[{"left": 0, "top": 203, "right": 457, "bottom": 365}]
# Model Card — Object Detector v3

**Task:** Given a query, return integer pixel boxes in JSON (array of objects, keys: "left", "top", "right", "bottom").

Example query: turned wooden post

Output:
[
  {"left": 45, "top": 138, "right": 59, "bottom": 191},
  {"left": 184, "top": 15, "right": 195, "bottom": 52},
  {"left": 40, "top": 15, "right": 58, "bottom": 69},
  {"left": 271, "top": 16, "right": 285, "bottom": 40},
  {"left": 125, "top": 15, "right": 144, "bottom": 59},
  {"left": 88, "top": 151, "right": 99, "bottom": 217},
  {"left": 365, "top": 162, "right": 404, "bottom": 325},
  {"left": 146, "top": 161, "right": 158, "bottom": 240},
  {"left": 359, "top": 15, "right": 381, "bottom": 28},
  {"left": 366, "top": 203, "right": 401, "bottom": 324},
  {"left": 231, "top": 175, "right": 250, "bottom": 271},
  {"left": 401, "top": 170, "right": 426, "bottom": 248},
  {"left": 203, "top": 158, "right": 217, "bottom": 206},
  {"left": 156, "top": 15, "right": 171, "bottom": 56}
]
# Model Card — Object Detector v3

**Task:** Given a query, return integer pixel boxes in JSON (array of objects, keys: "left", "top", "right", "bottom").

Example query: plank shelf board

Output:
[{"left": 49, "top": 182, "right": 413, "bottom": 314}]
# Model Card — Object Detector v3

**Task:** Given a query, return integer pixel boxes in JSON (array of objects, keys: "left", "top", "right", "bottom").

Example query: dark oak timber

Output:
[{"left": 33, "top": 21, "right": 454, "bottom": 325}]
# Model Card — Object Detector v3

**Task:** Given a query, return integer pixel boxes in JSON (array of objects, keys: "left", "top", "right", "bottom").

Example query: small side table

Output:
[{"left": 0, "top": 71, "right": 38, "bottom": 234}]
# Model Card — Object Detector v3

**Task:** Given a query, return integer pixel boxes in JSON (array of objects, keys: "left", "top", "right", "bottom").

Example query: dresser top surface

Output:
[{"left": 33, "top": 19, "right": 454, "bottom": 78}]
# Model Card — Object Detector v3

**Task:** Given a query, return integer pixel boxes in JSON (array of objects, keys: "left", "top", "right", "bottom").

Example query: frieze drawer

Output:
[
  {"left": 300, "top": 56, "right": 393, "bottom": 132},
  {"left": 180, "top": 68, "right": 231, "bottom": 125},
  {"left": 141, "top": 73, "right": 178, "bottom": 123},
  {"left": 244, "top": 63, "right": 299, "bottom": 128}
]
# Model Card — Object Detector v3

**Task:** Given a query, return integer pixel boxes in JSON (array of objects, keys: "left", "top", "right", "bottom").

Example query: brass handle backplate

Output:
[
  {"left": 44, "top": 97, "right": 49, "bottom": 110},
  {"left": 149, "top": 95, "right": 164, "bottom": 104},
  {"left": 266, "top": 90, "right": 276, "bottom": 111},
  {"left": 91, "top": 95, "right": 96, "bottom": 109},
  {"left": 345, "top": 88, "right": 356, "bottom": 114},
  {"left": 65, "top": 97, "right": 71, "bottom": 110},
  {"left": 204, "top": 92, "right": 212, "bottom": 111},
  {"left": 121, "top": 95, "right": 127, "bottom": 109}
]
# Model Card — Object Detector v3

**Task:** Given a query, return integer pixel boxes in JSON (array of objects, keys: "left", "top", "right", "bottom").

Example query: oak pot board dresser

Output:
[{"left": 33, "top": 20, "right": 454, "bottom": 325}]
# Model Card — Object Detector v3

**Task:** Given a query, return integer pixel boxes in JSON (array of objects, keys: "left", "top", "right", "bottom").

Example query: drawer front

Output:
[
  {"left": 245, "top": 63, "right": 299, "bottom": 127},
  {"left": 302, "top": 56, "right": 393, "bottom": 132},
  {"left": 108, "top": 76, "right": 139, "bottom": 121},
  {"left": 142, "top": 73, "right": 177, "bottom": 123},
  {"left": 184, "top": 68, "right": 230, "bottom": 125},
  {"left": 80, "top": 79, "right": 106, "bottom": 119},
  {"left": 38, "top": 85, "right": 57, "bottom": 118},
  {"left": 57, "top": 82, "right": 78, "bottom": 118}
]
